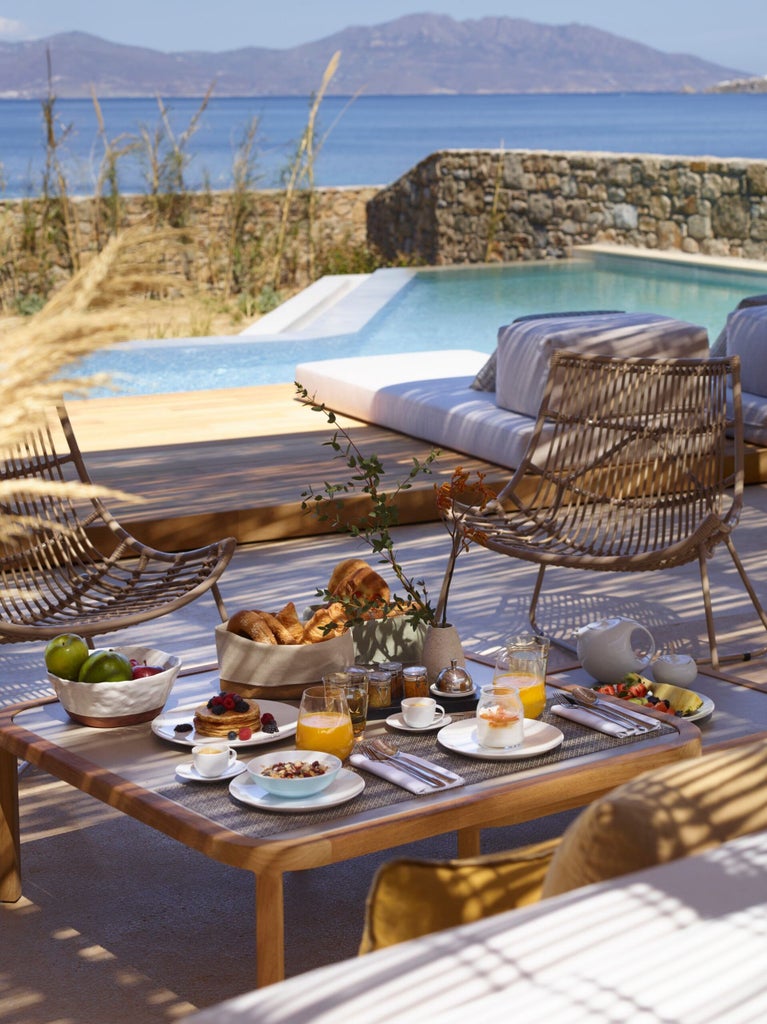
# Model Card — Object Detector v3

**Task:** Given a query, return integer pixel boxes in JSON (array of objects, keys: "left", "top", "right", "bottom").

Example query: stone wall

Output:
[
  {"left": 366, "top": 149, "right": 767, "bottom": 264},
  {"left": 0, "top": 184, "right": 377, "bottom": 305}
]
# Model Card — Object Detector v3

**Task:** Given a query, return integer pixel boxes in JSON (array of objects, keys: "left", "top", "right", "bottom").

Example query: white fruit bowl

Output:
[{"left": 48, "top": 645, "right": 182, "bottom": 728}]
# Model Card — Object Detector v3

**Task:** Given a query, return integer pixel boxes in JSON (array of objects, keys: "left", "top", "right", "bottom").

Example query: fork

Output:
[
  {"left": 367, "top": 737, "right": 458, "bottom": 784},
  {"left": 358, "top": 741, "right": 449, "bottom": 788}
]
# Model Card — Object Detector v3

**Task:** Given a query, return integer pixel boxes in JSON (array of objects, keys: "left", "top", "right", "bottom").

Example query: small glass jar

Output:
[
  {"left": 402, "top": 665, "right": 429, "bottom": 699},
  {"left": 476, "top": 684, "right": 524, "bottom": 749},
  {"left": 378, "top": 660, "right": 403, "bottom": 703},
  {"left": 368, "top": 669, "right": 393, "bottom": 709}
]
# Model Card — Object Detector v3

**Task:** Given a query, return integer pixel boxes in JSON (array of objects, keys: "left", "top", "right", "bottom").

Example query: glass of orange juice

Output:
[
  {"left": 493, "top": 634, "right": 550, "bottom": 719},
  {"left": 296, "top": 685, "right": 355, "bottom": 760}
]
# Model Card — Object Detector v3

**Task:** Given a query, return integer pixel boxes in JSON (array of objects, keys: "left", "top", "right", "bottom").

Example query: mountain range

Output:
[{"left": 0, "top": 14, "right": 750, "bottom": 99}]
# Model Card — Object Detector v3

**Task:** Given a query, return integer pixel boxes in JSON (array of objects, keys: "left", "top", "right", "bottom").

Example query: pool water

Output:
[{"left": 71, "top": 255, "right": 767, "bottom": 398}]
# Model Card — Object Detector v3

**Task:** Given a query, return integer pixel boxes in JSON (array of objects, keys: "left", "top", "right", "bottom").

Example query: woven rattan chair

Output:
[
  {"left": 0, "top": 406, "right": 236, "bottom": 644},
  {"left": 455, "top": 351, "right": 767, "bottom": 668}
]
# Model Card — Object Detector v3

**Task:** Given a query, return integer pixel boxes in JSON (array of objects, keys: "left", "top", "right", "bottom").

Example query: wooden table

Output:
[{"left": 0, "top": 671, "right": 700, "bottom": 988}]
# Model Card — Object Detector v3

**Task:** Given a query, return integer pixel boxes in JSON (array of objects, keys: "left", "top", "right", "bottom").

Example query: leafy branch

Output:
[{"left": 296, "top": 384, "right": 497, "bottom": 629}]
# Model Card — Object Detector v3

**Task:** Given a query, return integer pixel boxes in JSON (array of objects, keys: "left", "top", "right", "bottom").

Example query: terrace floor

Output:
[{"left": 3, "top": 385, "right": 767, "bottom": 1023}]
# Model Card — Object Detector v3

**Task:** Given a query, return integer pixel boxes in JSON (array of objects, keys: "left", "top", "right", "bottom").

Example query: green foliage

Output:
[{"left": 295, "top": 382, "right": 440, "bottom": 629}]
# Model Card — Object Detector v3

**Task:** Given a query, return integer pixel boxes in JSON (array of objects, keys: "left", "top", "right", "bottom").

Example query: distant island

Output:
[
  {"left": 0, "top": 14, "right": 752, "bottom": 99},
  {"left": 709, "top": 76, "right": 767, "bottom": 93}
]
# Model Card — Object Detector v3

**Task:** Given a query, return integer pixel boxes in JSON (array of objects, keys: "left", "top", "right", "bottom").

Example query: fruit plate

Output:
[
  {"left": 589, "top": 683, "right": 714, "bottom": 723},
  {"left": 151, "top": 699, "right": 298, "bottom": 748},
  {"left": 229, "top": 767, "right": 364, "bottom": 812}
]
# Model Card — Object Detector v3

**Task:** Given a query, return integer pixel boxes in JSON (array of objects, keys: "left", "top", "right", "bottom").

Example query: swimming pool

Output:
[{"left": 71, "top": 251, "right": 767, "bottom": 398}]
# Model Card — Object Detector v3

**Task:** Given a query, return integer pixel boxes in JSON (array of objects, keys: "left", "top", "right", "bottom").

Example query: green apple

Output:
[
  {"left": 78, "top": 650, "right": 133, "bottom": 684},
  {"left": 44, "top": 633, "right": 90, "bottom": 681}
]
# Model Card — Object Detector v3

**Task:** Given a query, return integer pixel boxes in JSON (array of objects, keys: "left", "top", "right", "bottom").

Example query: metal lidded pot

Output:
[{"left": 435, "top": 659, "right": 474, "bottom": 694}]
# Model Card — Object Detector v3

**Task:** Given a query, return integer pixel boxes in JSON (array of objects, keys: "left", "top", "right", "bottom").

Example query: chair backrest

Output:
[
  {"left": 542, "top": 739, "right": 767, "bottom": 897},
  {"left": 499, "top": 352, "right": 742, "bottom": 569},
  {"left": 1, "top": 405, "right": 108, "bottom": 558}
]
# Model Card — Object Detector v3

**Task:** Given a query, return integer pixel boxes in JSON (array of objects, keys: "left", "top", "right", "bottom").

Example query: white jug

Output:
[{"left": 574, "top": 617, "right": 655, "bottom": 684}]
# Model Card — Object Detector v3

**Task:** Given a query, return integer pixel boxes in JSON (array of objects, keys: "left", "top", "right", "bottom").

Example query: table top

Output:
[
  {"left": 185, "top": 827, "right": 767, "bottom": 1023},
  {"left": 0, "top": 668, "right": 700, "bottom": 876}
]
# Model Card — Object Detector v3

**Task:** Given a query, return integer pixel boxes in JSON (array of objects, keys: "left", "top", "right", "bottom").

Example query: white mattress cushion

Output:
[
  {"left": 495, "top": 312, "right": 710, "bottom": 417},
  {"left": 295, "top": 350, "right": 548, "bottom": 469}
]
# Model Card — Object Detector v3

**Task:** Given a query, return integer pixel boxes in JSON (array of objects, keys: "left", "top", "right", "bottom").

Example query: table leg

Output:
[
  {"left": 255, "top": 871, "right": 285, "bottom": 987},
  {"left": 0, "top": 748, "right": 22, "bottom": 902},
  {"left": 457, "top": 826, "right": 481, "bottom": 858}
]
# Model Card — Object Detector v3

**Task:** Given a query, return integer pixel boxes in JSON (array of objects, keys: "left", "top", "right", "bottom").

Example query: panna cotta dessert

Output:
[{"left": 476, "top": 700, "right": 524, "bottom": 749}]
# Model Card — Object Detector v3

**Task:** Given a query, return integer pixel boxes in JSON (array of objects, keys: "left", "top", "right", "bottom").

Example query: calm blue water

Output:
[
  {"left": 2, "top": 92, "right": 767, "bottom": 196},
  {"left": 74, "top": 257, "right": 767, "bottom": 397}
]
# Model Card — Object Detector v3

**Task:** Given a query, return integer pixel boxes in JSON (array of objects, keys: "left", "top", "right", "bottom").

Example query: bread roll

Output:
[
  {"left": 226, "top": 609, "right": 277, "bottom": 645},
  {"left": 302, "top": 602, "right": 348, "bottom": 643}
]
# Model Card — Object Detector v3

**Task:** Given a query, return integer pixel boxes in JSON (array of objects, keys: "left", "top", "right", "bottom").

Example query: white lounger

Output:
[{"left": 296, "top": 313, "right": 711, "bottom": 470}]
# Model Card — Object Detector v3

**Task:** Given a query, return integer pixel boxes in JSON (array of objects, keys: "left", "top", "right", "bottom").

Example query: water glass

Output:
[
  {"left": 324, "top": 669, "right": 369, "bottom": 739},
  {"left": 493, "top": 634, "right": 550, "bottom": 719}
]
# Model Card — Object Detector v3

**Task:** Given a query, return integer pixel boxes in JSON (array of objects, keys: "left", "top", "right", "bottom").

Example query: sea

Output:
[{"left": 1, "top": 91, "right": 766, "bottom": 197}]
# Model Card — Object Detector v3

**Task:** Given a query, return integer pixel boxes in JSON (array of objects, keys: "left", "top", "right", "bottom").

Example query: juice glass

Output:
[
  {"left": 296, "top": 685, "right": 355, "bottom": 760},
  {"left": 493, "top": 634, "right": 550, "bottom": 719}
]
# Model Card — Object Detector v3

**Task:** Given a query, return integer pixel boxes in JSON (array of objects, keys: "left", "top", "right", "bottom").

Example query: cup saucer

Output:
[
  {"left": 385, "top": 711, "right": 452, "bottom": 732},
  {"left": 175, "top": 759, "right": 247, "bottom": 783}
]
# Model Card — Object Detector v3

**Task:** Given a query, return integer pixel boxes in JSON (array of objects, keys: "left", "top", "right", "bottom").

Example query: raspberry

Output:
[
  {"left": 223, "top": 694, "right": 236, "bottom": 710},
  {"left": 261, "top": 713, "right": 276, "bottom": 723},
  {"left": 238, "top": 726, "right": 253, "bottom": 740}
]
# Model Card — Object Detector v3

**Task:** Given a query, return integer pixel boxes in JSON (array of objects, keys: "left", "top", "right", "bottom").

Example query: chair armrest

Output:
[{"left": 359, "top": 837, "right": 560, "bottom": 954}]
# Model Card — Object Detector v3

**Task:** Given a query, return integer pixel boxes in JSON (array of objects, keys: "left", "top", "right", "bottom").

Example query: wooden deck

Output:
[
  {"left": 67, "top": 383, "right": 767, "bottom": 552},
  {"left": 67, "top": 385, "right": 510, "bottom": 550}
]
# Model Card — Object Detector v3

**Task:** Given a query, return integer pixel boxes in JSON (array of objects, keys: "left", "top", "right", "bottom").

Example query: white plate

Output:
[
  {"left": 686, "top": 693, "right": 715, "bottom": 723},
  {"left": 430, "top": 683, "right": 477, "bottom": 699},
  {"left": 437, "top": 716, "right": 564, "bottom": 760},
  {"left": 175, "top": 759, "right": 248, "bottom": 783},
  {"left": 229, "top": 767, "right": 364, "bottom": 812},
  {"left": 152, "top": 698, "right": 298, "bottom": 748},
  {"left": 386, "top": 711, "right": 453, "bottom": 732}
]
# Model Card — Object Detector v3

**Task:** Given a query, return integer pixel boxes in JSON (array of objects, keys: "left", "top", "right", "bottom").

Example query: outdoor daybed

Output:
[
  {"left": 296, "top": 311, "right": 710, "bottom": 470},
  {"left": 296, "top": 305, "right": 767, "bottom": 476}
]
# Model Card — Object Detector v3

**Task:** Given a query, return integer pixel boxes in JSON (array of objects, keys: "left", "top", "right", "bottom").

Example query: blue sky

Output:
[{"left": 3, "top": 2, "right": 763, "bottom": 75}]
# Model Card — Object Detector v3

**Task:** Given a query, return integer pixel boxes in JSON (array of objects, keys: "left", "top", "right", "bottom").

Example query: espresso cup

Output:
[
  {"left": 192, "top": 742, "right": 237, "bottom": 778},
  {"left": 401, "top": 696, "right": 446, "bottom": 728}
]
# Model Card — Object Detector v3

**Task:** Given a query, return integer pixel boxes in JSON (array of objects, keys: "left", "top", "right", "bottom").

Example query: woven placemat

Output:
[{"left": 155, "top": 699, "right": 675, "bottom": 840}]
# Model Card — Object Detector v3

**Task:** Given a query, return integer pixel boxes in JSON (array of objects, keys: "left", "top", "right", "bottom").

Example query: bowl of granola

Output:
[{"left": 246, "top": 749, "right": 341, "bottom": 798}]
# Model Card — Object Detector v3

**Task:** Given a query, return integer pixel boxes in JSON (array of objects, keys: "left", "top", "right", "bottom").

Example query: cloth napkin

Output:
[
  {"left": 550, "top": 702, "right": 652, "bottom": 737},
  {"left": 349, "top": 751, "right": 464, "bottom": 795}
]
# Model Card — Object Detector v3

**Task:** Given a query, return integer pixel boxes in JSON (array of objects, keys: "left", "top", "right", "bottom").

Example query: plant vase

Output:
[
  {"left": 351, "top": 617, "right": 428, "bottom": 665},
  {"left": 421, "top": 624, "right": 465, "bottom": 686}
]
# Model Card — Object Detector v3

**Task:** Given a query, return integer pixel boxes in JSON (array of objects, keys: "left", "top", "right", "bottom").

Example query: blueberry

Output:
[
  {"left": 228, "top": 730, "right": 237, "bottom": 740},
  {"left": 211, "top": 705, "right": 226, "bottom": 715}
]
